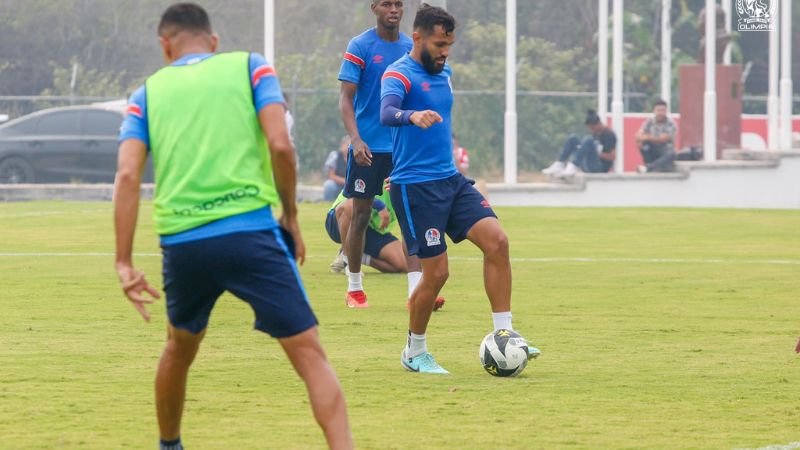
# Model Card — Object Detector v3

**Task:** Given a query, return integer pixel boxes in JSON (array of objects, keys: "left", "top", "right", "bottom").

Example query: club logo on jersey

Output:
[
  {"left": 421, "top": 82, "right": 431, "bottom": 92},
  {"left": 354, "top": 179, "right": 366, "bottom": 193},
  {"left": 425, "top": 228, "right": 441, "bottom": 247},
  {"left": 481, "top": 199, "right": 491, "bottom": 208},
  {"left": 373, "top": 54, "right": 384, "bottom": 64}
]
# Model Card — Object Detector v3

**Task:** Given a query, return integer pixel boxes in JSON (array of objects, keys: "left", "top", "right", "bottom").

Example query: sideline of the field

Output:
[
  {"left": 1, "top": 252, "right": 799, "bottom": 266},
  {"left": 734, "top": 441, "right": 800, "bottom": 450}
]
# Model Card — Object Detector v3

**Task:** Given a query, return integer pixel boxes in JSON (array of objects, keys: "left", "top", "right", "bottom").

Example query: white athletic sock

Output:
[
  {"left": 407, "top": 271, "right": 422, "bottom": 298},
  {"left": 492, "top": 311, "right": 513, "bottom": 331},
  {"left": 406, "top": 331, "right": 427, "bottom": 358},
  {"left": 361, "top": 254, "right": 372, "bottom": 266},
  {"left": 346, "top": 270, "right": 363, "bottom": 292}
]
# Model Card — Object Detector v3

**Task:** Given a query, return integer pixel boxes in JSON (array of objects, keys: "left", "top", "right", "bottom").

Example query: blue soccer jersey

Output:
[
  {"left": 338, "top": 28, "right": 412, "bottom": 153},
  {"left": 380, "top": 54, "right": 458, "bottom": 184}
]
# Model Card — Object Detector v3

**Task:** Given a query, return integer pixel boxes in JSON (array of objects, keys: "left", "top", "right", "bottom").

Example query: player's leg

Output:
[
  {"left": 155, "top": 325, "right": 205, "bottom": 442},
  {"left": 342, "top": 152, "right": 392, "bottom": 307},
  {"left": 327, "top": 204, "right": 348, "bottom": 273},
  {"left": 391, "top": 180, "right": 451, "bottom": 374},
  {"left": 404, "top": 244, "right": 444, "bottom": 310},
  {"left": 367, "top": 232, "right": 406, "bottom": 273},
  {"left": 279, "top": 327, "right": 353, "bottom": 450},
  {"left": 465, "top": 217, "right": 511, "bottom": 313},
  {"left": 220, "top": 229, "right": 352, "bottom": 447},
  {"left": 157, "top": 239, "right": 225, "bottom": 445}
]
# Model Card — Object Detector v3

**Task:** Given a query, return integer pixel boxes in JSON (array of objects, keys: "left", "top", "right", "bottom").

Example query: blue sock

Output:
[{"left": 160, "top": 437, "right": 183, "bottom": 450}]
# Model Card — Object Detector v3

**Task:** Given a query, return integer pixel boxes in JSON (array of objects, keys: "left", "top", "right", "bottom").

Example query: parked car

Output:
[{"left": 0, "top": 104, "right": 153, "bottom": 183}]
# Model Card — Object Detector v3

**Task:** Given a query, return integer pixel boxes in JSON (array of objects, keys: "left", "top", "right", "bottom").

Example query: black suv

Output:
[{"left": 0, "top": 105, "right": 152, "bottom": 183}]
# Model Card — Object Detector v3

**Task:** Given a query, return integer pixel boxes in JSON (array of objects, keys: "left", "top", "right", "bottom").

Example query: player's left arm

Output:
[{"left": 114, "top": 138, "right": 160, "bottom": 322}]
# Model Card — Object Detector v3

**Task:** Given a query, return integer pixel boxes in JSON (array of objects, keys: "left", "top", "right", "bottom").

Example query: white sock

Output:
[
  {"left": 407, "top": 271, "right": 422, "bottom": 298},
  {"left": 406, "top": 331, "right": 427, "bottom": 358},
  {"left": 346, "top": 270, "right": 363, "bottom": 292},
  {"left": 361, "top": 254, "right": 372, "bottom": 266},
  {"left": 492, "top": 311, "right": 513, "bottom": 331}
]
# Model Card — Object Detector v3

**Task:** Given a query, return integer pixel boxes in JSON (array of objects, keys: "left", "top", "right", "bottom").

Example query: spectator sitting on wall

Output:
[
  {"left": 323, "top": 135, "right": 349, "bottom": 201},
  {"left": 635, "top": 99, "right": 677, "bottom": 173},
  {"left": 542, "top": 109, "right": 617, "bottom": 178}
]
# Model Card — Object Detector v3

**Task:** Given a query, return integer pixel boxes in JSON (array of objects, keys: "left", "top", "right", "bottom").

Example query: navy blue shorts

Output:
[
  {"left": 343, "top": 147, "right": 393, "bottom": 199},
  {"left": 390, "top": 173, "right": 497, "bottom": 259},
  {"left": 324, "top": 210, "right": 398, "bottom": 258},
  {"left": 161, "top": 229, "right": 318, "bottom": 337}
]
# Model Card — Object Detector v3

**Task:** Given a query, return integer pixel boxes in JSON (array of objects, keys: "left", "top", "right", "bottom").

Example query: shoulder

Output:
[
  {"left": 399, "top": 33, "right": 413, "bottom": 48},
  {"left": 351, "top": 28, "right": 376, "bottom": 46}
]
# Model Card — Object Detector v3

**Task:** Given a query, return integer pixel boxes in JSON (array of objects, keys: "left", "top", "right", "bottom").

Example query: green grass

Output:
[{"left": 1, "top": 202, "right": 799, "bottom": 449}]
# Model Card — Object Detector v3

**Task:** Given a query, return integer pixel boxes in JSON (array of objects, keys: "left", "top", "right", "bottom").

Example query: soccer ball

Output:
[{"left": 479, "top": 329, "right": 529, "bottom": 377}]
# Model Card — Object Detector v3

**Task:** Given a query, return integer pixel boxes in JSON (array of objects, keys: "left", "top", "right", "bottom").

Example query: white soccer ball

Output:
[{"left": 479, "top": 329, "right": 529, "bottom": 377}]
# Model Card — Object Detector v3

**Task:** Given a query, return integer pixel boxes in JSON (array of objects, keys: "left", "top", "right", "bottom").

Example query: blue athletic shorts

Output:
[
  {"left": 161, "top": 229, "right": 318, "bottom": 337},
  {"left": 343, "top": 146, "right": 393, "bottom": 199},
  {"left": 324, "top": 209, "right": 398, "bottom": 258},
  {"left": 390, "top": 173, "right": 497, "bottom": 259}
]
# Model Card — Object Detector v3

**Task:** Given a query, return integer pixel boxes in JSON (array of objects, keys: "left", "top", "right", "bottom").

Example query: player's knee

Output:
[
  {"left": 427, "top": 266, "right": 449, "bottom": 287},
  {"left": 483, "top": 231, "right": 509, "bottom": 259}
]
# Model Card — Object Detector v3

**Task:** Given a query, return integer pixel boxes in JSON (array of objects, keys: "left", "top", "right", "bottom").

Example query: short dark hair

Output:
[
  {"left": 653, "top": 99, "right": 668, "bottom": 108},
  {"left": 158, "top": 3, "right": 212, "bottom": 37},
  {"left": 413, "top": 3, "right": 456, "bottom": 35},
  {"left": 585, "top": 109, "right": 601, "bottom": 125}
]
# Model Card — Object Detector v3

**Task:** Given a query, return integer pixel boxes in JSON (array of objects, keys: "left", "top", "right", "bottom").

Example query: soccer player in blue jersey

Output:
[
  {"left": 114, "top": 4, "right": 351, "bottom": 448},
  {"left": 338, "top": 1, "right": 419, "bottom": 308},
  {"left": 380, "top": 4, "right": 541, "bottom": 374}
]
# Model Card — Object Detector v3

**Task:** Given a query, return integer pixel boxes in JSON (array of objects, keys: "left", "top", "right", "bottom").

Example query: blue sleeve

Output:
[
  {"left": 372, "top": 199, "right": 386, "bottom": 211},
  {"left": 249, "top": 53, "right": 285, "bottom": 114},
  {"left": 118, "top": 85, "right": 149, "bottom": 149},
  {"left": 338, "top": 39, "right": 364, "bottom": 84},
  {"left": 380, "top": 95, "right": 413, "bottom": 127}
]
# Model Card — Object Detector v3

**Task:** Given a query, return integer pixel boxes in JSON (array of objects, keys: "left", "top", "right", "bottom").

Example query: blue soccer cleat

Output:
[
  {"left": 527, "top": 345, "right": 542, "bottom": 360},
  {"left": 401, "top": 350, "right": 449, "bottom": 374}
]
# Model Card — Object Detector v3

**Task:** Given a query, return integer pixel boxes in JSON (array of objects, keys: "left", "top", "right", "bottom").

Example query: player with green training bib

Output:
[{"left": 113, "top": 3, "right": 352, "bottom": 449}]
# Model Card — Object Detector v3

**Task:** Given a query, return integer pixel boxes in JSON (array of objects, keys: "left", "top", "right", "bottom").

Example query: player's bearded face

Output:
[
  {"left": 420, "top": 46, "right": 445, "bottom": 74},
  {"left": 420, "top": 27, "right": 454, "bottom": 75}
]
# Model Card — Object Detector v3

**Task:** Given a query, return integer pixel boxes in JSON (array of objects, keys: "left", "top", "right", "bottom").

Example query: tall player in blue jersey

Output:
[
  {"left": 338, "top": 1, "right": 423, "bottom": 309},
  {"left": 380, "top": 4, "right": 541, "bottom": 374}
]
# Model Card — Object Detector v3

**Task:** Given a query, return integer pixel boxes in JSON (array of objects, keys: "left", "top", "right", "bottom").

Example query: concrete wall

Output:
[{"left": 487, "top": 153, "right": 800, "bottom": 209}]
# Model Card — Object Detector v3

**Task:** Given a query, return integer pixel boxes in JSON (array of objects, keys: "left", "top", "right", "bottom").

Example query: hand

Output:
[
  {"left": 383, "top": 177, "right": 391, "bottom": 191},
  {"left": 410, "top": 110, "right": 443, "bottom": 129},
  {"left": 116, "top": 263, "right": 160, "bottom": 322},
  {"left": 378, "top": 208, "right": 390, "bottom": 230},
  {"left": 279, "top": 215, "right": 306, "bottom": 265},
  {"left": 352, "top": 137, "right": 372, "bottom": 167}
]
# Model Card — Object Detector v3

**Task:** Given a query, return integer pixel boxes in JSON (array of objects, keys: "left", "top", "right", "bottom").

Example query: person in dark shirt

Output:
[
  {"left": 323, "top": 135, "right": 349, "bottom": 201},
  {"left": 542, "top": 109, "right": 617, "bottom": 178}
]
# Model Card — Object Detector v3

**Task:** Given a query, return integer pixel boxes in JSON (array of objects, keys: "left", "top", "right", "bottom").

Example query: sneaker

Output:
[
  {"left": 401, "top": 349, "right": 449, "bottom": 374},
  {"left": 345, "top": 290, "right": 369, "bottom": 308},
  {"left": 330, "top": 250, "right": 347, "bottom": 273},
  {"left": 406, "top": 296, "right": 446, "bottom": 311},
  {"left": 636, "top": 164, "right": 648, "bottom": 173},
  {"left": 527, "top": 345, "right": 542, "bottom": 360},
  {"left": 558, "top": 162, "right": 580, "bottom": 178},
  {"left": 542, "top": 160, "right": 566, "bottom": 176}
]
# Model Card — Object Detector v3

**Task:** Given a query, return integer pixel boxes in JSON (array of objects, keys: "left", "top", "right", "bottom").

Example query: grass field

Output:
[{"left": 1, "top": 201, "right": 799, "bottom": 449}]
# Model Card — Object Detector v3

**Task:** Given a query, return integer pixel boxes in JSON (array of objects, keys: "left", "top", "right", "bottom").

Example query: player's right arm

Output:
[
  {"left": 338, "top": 39, "right": 372, "bottom": 166},
  {"left": 114, "top": 88, "right": 160, "bottom": 322}
]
